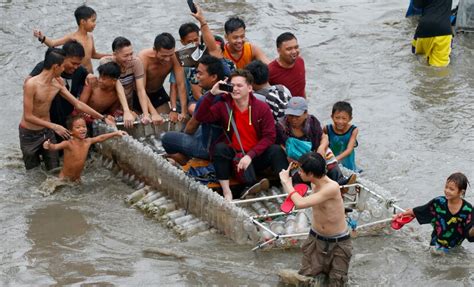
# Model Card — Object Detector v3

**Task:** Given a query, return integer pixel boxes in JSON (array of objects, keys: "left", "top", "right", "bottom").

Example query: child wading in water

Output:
[
  {"left": 43, "top": 115, "right": 127, "bottom": 181},
  {"left": 395, "top": 172, "right": 474, "bottom": 253}
]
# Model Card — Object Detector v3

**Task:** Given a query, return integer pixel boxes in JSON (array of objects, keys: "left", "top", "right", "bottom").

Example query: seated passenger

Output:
[
  {"left": 195, "top": 69, "right": 288, "bottom": 201},
  {"left": 161, "top": 55, "right": 225, "bottom": 164},
  {"left": 276, "top": 97, "right": 356, "bottom": 187},
  {"left": 244, "top": 60, "right": 292, "bottom": 122}
]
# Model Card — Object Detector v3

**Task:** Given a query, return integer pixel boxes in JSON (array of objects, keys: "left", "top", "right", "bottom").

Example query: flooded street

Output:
[{"left": 1, "top": 0, "right": 473, "bottom": 285}]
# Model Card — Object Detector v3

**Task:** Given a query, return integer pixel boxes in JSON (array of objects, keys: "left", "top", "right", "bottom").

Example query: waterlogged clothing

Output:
[
  {"left": 326, "top": 124, "right": 358, "bottom": 172},
  {"left": 268, "top": 57, "right": 306, "bottom": 97},
  {"left": 413, "top": 196, "right": 474, "bottom": 250},
  {"left": 412, "top": 35, "right": 452, "bottom": 67},
  {"left": 223, "top": 42, "right": 253, "bottom": 69},
  {"left": 19, "top": 125, "right": 59, "bottom": 170}
]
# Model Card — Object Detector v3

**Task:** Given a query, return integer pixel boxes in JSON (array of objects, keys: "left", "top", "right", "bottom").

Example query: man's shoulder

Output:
[{"left": 99, "top": 56, "right": 114, "bottom": 65}]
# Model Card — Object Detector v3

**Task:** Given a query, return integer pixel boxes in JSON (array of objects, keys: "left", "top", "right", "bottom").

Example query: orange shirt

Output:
[{"left": 223, "top": 42, "right": 253, "bottom": 69}]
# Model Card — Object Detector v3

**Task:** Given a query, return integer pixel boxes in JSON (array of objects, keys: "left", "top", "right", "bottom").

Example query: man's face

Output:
[
  {"left": 230, "top": 75, "right": 252, "bottom": 101},
  {"left": 98, "top": 75, "right": 116, "bottom": 90},
  {"left": 154, "top": 47, "right": 175, "bottom": 63},
  {"left": 277, "top": 38, "right": 299, "bottom": 65},
  {"left": 287, "top": 112, "right": 307, "bottom": 129},
  {"left": 114, "top": 46, "right": 134, "bottom": 65},
  {"left": 62, "top": 56, "right": 83, "bottom": 74},
  {"left": 196, "top": 63, "right": 217, "bottom": 90},
  {"left": 225, "top": 28, "right": 246, "bottom": 52},
  {"left": 181, "top": 32, "right": 200, "bottom": 46}
]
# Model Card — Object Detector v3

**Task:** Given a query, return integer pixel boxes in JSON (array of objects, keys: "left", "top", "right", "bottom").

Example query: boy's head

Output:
[
  {"left": 44, "top": 48, "right": 66, "bottom": 75},
  {"left": 276, "top": 32, "right": 299, "bottom": 65},
  {"left": 61, "top": 40, "right": 85, "bottom": 74},
  {"left": 244, "top": 60, "right": 269, "bottom": 86},
  {"left": 196, "top": 55, "right": 225, "bottom": 90},
  {"left": 74, "top": 5, "right": 96, "bottom": 31},
  {"left": 66, "top": 115, "right": 87, "bottom": 139},
  {"left": 179, "top": 23, "right": 200, "bottom": 45},
  {"left": 153, "top": 33, "right": 176, "bottom": 63},
  {"left": 298, "top": 152, "right": 326, "bottom": 180},
  {"left": 112, "top": 36, "right": 133, "bottom": 65},
  {"left": 331, "top": 101, "right": 353, "bottom": 131},
  {"left": 224, "top": 17, "right": 246, "bottom": 52},
  {"left": 97, "top": 62, "right": 121, "bottom": 89},
  {"left": 446, "top": 172, "right": 470, "bottom": 197},
  {"left": 214, "top": 35, "right": 225, "bottom": 53}
]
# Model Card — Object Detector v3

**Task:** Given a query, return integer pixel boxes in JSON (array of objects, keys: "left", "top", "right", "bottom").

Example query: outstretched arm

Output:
[
  {"left": 90, "top": 130, "right": 127, "bottom": 144},
  {"left": 43, "top": 139, "right": 68, "bottom": 151},
  {"left": 335, "top": 127, "right": 358, "bottom": 162},
  {"left": 191, "top": 4, "right": 220, "bottom": 58},
  {"left": 59, "top": 85, "right": 103, "bottom": 120},
  {"left": 33, "top": 30, "right": 72, "bottom": 47},
  {"left": 252, "top": 44, "right": 270, "bottom": 65}
]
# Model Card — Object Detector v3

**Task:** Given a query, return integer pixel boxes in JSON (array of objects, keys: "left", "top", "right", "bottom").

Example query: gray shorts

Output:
[{"left": 19, "top": 125, "right": 59, "bottom": 170}]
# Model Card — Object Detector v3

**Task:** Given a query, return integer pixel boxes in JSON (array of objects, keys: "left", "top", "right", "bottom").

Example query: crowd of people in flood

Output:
[{"left": 19, "top": 2, "right": 473, "bottom": 286}]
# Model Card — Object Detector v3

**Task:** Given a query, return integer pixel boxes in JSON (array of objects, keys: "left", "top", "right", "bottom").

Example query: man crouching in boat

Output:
[
  {"left": 280, "top": 152, "right": 352, "bottom": 286},
  {"left": 195, "top": 69, "right": 288, "bottom": 201}
]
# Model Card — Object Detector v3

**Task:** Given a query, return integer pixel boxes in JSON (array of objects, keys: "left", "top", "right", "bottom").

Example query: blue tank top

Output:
[{"left": 326, "top": 124, "right": 358, "bottom": 171}]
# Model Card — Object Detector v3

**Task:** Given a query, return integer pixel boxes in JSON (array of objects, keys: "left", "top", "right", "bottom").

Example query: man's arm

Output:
[
  {"left": 251, "top": 45, "right": 270, "bottom": 65},
  {"left": 58, "top": 84, "right": 103, "bottom": 119},
  {"left": 191, "top": 4, "right": 220, "bottom": 58},
  {"left": 316, "top": 133, "right": 329, "bottom": 157},
  {"left": 114, "top": 80, "right": 135, "bottom": 127},
  {"left": 33, "top": 30, "right": 71, "bottom": 47},
  {"left": 171, "top": 56, "right": 187, "bottom": 121},
  {"left": 90, "top": 130, "right": 127, "bottom": 144},
  {"left": 78, "top": 82, "right": 93, "bottom": 104},
  {"left": 184, "top": 116, "right": 200, "bottom": 135},
  {"left": 335, "top": 127, "right": 358, "bottom": 162},
  {"left": 90, "top": 35, "right": 110, "bottom": 59}
]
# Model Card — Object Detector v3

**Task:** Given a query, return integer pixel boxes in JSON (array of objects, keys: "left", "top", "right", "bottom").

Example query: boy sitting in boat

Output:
[
  {"left": 394, "top": 172, "right": 474, "bottom": 254},
  {"left": 279, "top": 152, "right": 352, "bottom": 286},
  {"left": 43, "top": 115, "right": 127, "bottom": 182}
]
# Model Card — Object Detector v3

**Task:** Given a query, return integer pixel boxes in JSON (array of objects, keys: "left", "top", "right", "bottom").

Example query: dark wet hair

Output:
[
  {"left": 198, "top": 55, "right": 225, "bottom": 81},
  {"left": 276, "top": 32, "right": 297, "bottom": 48},
  {"left": 44, "top": 48, "right": 65, "bottom": 69},
  {"left": 66, "top": 114, "right": 85, "bottom": 130},
  {"left": 447, "top": 172, "right": 470, "bottom": 195},
  {"left": 154, "top": 33, "right": 176, "bottom": 50},
  {"left": 179, "top": 23, "right": 200, "bottom": 40},
  {"left": 74, "top": 5, "right": 96, "bottom": 26},
  {"left": 62, "top": 40, "right": 85, "bottom": 58},
  {"left": 244, "top": 60, "right": 268, "bottom": 85},
  {"left": 214, "top": 35, "right": 225, "bottom": 51},
  {"left": 224, "top": 17, "right": 246, "bottom": 34},
  {"left": 332, "top": 101, "right": 353, "bottom": 117},
  {"left": 299, "top": 152, "right": 326, "bottom": 178},
  {"left": 98, "top": 62, "right": 121, "bottom": 79},
  {"left": 229, "top": 69, "right": 254, "bottom": 85},
  {"left": 112, "top": 36, "right": 131, "bottom": 52}
]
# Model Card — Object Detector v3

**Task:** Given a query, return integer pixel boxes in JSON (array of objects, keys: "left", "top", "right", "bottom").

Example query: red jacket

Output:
[{"left": 195, "top": 91, "right": 276, "bottom": 159}]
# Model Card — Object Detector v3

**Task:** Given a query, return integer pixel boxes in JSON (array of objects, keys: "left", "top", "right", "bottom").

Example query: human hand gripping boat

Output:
[{"left": 92, "top": 119, "right": 406, "bottom": 247}]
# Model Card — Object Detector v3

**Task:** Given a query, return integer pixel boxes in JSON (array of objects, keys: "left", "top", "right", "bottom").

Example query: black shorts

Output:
[
  {"left": 133, "top": 87, "right": 170, "bottom": 112},
  {"left": 19, "top": 125, "right": 59, "bottom": 170}
]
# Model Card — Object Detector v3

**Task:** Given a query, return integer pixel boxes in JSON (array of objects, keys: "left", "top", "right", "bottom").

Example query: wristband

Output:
[
  {"left": 171, "top": 108, "right": 177, "bottom": 112},
  {"left": 40, "top": 36, "right": 46, "bottom": 44}
]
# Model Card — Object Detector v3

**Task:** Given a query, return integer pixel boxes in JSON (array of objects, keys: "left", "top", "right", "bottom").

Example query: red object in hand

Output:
[
  {"left": 391, "top": 215, "right": 415, "bottom": 230},
  {"left": 280, "top": 184, "right": 309, "bottom": 213}
]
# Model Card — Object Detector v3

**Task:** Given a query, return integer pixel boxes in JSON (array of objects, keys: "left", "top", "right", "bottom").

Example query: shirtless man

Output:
[
  {"left": 43, "top": 115, "right": 126, "bottom": 181},
  {"left": 279, "top": 152, "right": 352, "bottom": 286},
  {"left": 139, "top": 33, "right": 187, "bottom": 122},
  {"left": 20, "top": 48, "right": 107, "bottom": 170},
  {"left": 33, "top": 5, "right": 109, "bottom": 73}
]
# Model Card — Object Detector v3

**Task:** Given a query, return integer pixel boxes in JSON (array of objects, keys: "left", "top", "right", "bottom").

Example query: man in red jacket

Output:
[{"left": 195, "top": 69, "right": 288, "bottom": 201}]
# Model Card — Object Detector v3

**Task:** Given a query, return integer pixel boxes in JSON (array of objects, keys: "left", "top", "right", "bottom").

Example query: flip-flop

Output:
[
  {"left": 391, "top": 215, "right": 414, "bottom": 230},
  {"left": 280, "top": 184, "right": 309, "bottom": 213},
  {"left": 240, "top": 178, "right": 270, "bottom": 199}
]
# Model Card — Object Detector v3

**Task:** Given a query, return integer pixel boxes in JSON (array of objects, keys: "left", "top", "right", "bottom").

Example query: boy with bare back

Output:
[
  {"left": 43, "top": 115, "right": 127, "bottom": 181},
  {"left": 20, "top": 48, "right": 107, "bottom": 171},
  {"left": 279, "top": 152, "right": 352, "bottom": 286},
  {"left": 33, "top": 5, "right": 109, "bottom": 73}
]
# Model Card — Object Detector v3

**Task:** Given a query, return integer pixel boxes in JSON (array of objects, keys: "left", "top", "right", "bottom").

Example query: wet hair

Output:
[
  {"left": 112, "top": 36, "right": 131, "bottom": 52},
  {"left": 214, "top": 35, "right": 225, "bottom": 51},
  {"left": 62, "top": 40, "right": 85, "bottom": 58},
  {"left": 74, "top": 5, "right": 96, "bottom": 26},
  {"left": 97, "top": 62, "right": 121, "bottom": 79},
  {"left": 179, "top": 23, "right": 200, "bottom": 40},
  {"left": 198, "top": 55, "right": 225, "bottom": 81},
  {"left": 154, "top": 33, "right": 176, "bottom": 50},
  {"left": 447, "top": 172, "right": 470, "bottom": 195},
  {"left": 66, "top": 114, "right": 85, "bottom": 130},
  {"left": 276, "top": 32, "right": 297, "bottom": 48},
  {"left": 224, "top": 17, "right": 246, "bottom": 34},
  {"left": 229, "top": 69, "right": 254, "bottom": 85},
  {"left": 299, "top": 152, "right": 326, "bottom": 178},
  {"left": 44, "top": 48, "right": 65, "bottom": 69},
  {"left": 244, "top": 60, "right": 269, "bottom": 85},
  {"left": 332, "top": 101, "right": 353, "bottom": 117}
]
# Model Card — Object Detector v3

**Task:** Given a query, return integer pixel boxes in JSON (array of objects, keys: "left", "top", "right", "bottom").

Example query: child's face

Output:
[
  {"left": 82, "top": 14, "right": 97, "bottom": 32},
  {"left": 444, "top": 180, "right": 463, "bottom": 200},
  {"left": 331, "top": 110, "right": 352, "bottom": 132},
  {"left": 98, "top": 75, "right": 116, "bottom": 89},
  {"left": 71, "top": 119, "right": 88, "bottom": 139}
]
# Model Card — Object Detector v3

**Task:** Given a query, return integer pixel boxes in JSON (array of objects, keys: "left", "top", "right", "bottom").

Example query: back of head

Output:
[
  {"left": 214, "top": 35, "right": 225, "bottom": 51},
  {"left": 178, "top": 23, "right": 200, "bottom": 40},
  {"left": 66, "top": 114, "right": 85, "bottom": 130},
  {"left": 229, "top": 69, "right": 254, "bottom": 85},
  {"left": 74, "top": 5, "right": 96, "bottom": 25},
  {"left": 112, "top": 36, "right": 131, "bottom": 52},
  {"left": 224, "top": 17, "right": 246, "bottom": 34},
  {"left": 44, "top": 48, "right": 66, "bottom": 69},
  {"left": 332, "top": 101, "right": 353, "bottom": 117},
  {"left": 62, "top": 40, "right": 85, "bottom": 58},
  {"left": 97, "top": 62, "right": 121, "bottom": 79},
  {"left": 299, "top": 152, "right": 326, "bottom": 178},
  {"left": 154, "top": 33, "right": 176, "bottom": 50},
  {"left": 276, "top": 32, "right": 297, "bottom": 48},
  {"left": 244, "top": 60, "right": 269, "bottom": 85},
  {"left": 447, "top": 172, "right": 470, "bottom": 195},
  {"left": 198, "top": 55, "right": 225, "bottom": 81}
]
